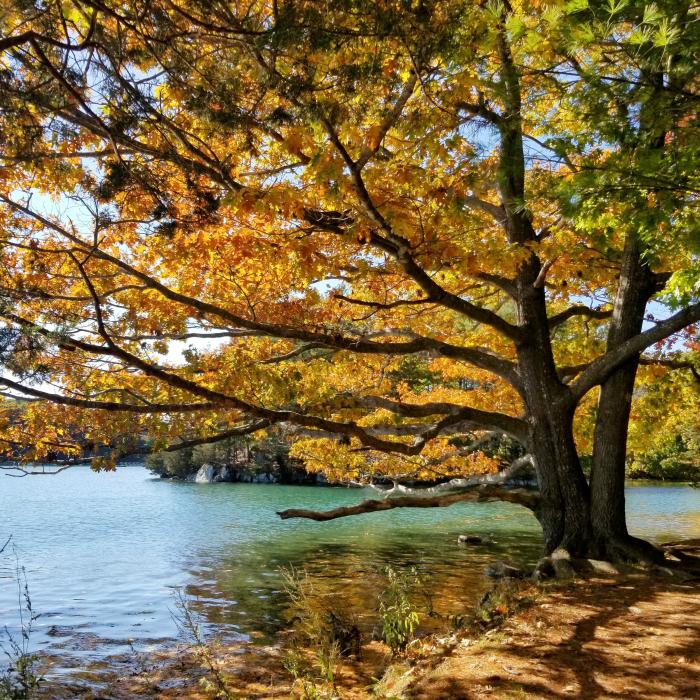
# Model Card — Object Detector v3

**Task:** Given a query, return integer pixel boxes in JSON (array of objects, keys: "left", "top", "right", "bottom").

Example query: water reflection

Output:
[{"left": 184, "top": 512, "right": 544, "bottom": 642}]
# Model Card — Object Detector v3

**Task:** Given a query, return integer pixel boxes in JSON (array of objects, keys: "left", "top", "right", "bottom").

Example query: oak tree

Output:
[{"left": 0, "top": 0, "right": 698, "bottom": 564}]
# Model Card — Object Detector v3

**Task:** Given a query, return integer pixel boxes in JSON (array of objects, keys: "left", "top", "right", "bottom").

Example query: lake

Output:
[{"left": 1, "top": 465, "right": 699, "bottom": 678}]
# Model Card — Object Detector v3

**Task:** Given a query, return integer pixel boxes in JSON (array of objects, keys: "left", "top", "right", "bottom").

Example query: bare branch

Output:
[
  {"left": 533, "top": 258, "right": 556, "bottom": 288},
  {"left": 277, "top": 484, "right": 539, "bottom": 521},
  {"left": 371, "top": 453, "right": 534, "bottom": 496},
  {"left": 462, "top": 195, "right": 507, "bottom": 225},
  {"left": 549, "top": 305, "right": 613, "bottom": 329}
]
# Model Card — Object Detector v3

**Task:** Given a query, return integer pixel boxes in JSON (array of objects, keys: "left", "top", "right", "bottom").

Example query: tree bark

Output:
[
  {"left": 515, "top": 257, "right": 592, "bottom": 557},
  {"left": 590, "top": 233, "right": 653, "bottom": 551}
]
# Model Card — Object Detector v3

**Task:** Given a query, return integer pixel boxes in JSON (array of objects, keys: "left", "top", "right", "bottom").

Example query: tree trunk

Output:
[
  {"left": 589, "top": 234, "right": 663, "bottom": 560},
  {"left": 590, "top": 76, "right": 667, "bottom": 559},
  {"left": 516, "top": 261, "right": 592, "bottom": 557},
  {"left": 526, "top": 395, "right": 593, "bottom": 557}
]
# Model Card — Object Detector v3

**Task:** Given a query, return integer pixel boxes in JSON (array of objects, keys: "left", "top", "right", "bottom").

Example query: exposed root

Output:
[
  {"left": 531, "top": 537, "right": 700, "bottom": 582},
  {"left": 599, "top": 535, "right": 666, "bottom": 566}
]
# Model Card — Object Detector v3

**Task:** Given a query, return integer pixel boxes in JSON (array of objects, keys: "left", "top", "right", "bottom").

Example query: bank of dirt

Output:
[{"left": 392, "top": 575, "right": 700, "bottom": 699}]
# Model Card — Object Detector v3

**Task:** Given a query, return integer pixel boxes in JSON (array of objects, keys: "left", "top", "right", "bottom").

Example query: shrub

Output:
[
  {"left": 280, "top": 566, "right": 359, "bottom": 698},
  {"left": 378, "top": 566, "right": 420, "bottom": 654},
  {"left": 628, "top": 433, "right": 700, "bottom": 482},
  {"left": 172, "top": 590, "right": 236, "bottom": 700}
]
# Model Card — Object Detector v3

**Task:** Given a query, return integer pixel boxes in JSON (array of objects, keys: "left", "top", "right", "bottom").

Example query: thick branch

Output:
[
  {"left": 2, "top": 313, "right": 523, "bottom": 453},
  {"left": 0, "top": 196, "right": 520, "bottom": 386},
  {"left": 345, "top": 396, "right": 527, "bottom": 440},
  {"left": 639, "top": 356, "right": 700, "bottom": 382},
  {"left": 0, "top": 377, "right": 218, "bottom": 413},
  {"left": 277, "top": 484, "right": 539, "bottom": 521},
  {"left": 162, "top": 420, "right": 271, "bottom": 451},
  {"left": 571, "top": 301, "right": 700, "bottom": 400},
  {"left": 549, "top": 305, "right": 613, "bottom": 329},
  {"left": 314, "top": 119, "right": 523, "bottom": 342}
]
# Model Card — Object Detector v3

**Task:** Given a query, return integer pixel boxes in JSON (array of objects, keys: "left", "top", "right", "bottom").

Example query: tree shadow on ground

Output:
[{"left": 405, "top": 576, "right": 700, "bottom": 699}]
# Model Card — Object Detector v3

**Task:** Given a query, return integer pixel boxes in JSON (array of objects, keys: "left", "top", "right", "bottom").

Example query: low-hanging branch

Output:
[
  {"left": 277, "top": 484, "right": 540, "bottom": 521},
  {"left": 2, "top": 307, "right": 519, "bottom": 456}
]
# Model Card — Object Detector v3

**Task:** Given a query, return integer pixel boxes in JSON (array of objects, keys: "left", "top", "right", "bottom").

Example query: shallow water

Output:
[{"left": 0, "top": 465, "right": 698, "bottom": 672}]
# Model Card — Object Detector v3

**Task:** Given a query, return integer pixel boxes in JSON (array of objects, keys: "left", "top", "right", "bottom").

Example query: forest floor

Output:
[{"left": 40, "top": 548, "right": 700, "bottom": 700}]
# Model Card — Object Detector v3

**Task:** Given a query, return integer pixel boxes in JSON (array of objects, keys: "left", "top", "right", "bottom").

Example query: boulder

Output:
[
  {"left": 585, "top": 559, "right": 620, "bottom": 576},
  {"left": 551, "top": 548, "right": 575, "bottom": 579},
  {"left": 531, "top": 557, "right": 555, "bottom": 581},
  {"left": 194, "top": 463, "right": 217, "bottom": 483},
  {"left": 458, "top": 534, "right": 494, "bottom": 545},
  {"left": 484, "top": 561, "right": 527, "bottom": 579}
]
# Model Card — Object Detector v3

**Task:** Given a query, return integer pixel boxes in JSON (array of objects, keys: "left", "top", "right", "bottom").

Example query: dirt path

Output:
[{"left": 399, "top": 576, "right": 700, "bottom": 700}]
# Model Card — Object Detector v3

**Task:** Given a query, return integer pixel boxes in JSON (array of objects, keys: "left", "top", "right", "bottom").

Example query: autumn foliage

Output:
[{"left": 0, "top": 1, "right": 698, "bottom": 557}]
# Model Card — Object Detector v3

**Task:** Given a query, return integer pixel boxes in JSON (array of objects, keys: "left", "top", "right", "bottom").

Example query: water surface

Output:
[{"left": 0, "top": 465, "right": 698, "bottom": 672}]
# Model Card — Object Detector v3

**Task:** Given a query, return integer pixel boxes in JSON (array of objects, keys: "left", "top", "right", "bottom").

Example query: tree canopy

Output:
[{"left": 0, "top": 0, "right": 698, "bottom": 560}]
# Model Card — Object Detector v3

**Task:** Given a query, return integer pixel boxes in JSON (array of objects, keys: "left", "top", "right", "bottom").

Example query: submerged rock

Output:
[
  {"left": 484, "top": 561, "right": 527, "bottom": 579},
  {"left": 458, "top": 534, "right": 494, "bottom": 545}
]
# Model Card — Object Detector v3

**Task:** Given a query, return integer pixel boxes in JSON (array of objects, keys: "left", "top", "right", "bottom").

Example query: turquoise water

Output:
[{"left": 0, "top": 465, "right": 698, "bottom": 670}]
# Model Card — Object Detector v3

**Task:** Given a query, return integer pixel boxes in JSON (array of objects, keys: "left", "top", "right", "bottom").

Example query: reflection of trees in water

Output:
[{"left": 184, "top": 525, "right": 543, "bottom": 641}]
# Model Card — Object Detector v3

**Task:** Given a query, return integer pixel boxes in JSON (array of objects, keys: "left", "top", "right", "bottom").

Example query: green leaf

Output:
[{"left": 565, "top": 0, "right": 589, "bottom": 14}]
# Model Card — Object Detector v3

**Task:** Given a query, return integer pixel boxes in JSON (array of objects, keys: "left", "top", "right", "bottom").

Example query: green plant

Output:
[
  {"left": 172, "top": 590, "right": 237, "bottom": 700},
  {"left": 378, "top": 567, "right": 420, "bottom": 654},
  {"left": 628, "top": 432, "right": 700, "bottom": 482},
  {"left": 1, "top": 544, "right": 43, "bottom": 700}
]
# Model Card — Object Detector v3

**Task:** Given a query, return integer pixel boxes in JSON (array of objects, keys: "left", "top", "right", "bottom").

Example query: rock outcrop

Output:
[
  {"left": 191, "top": 460, "right": 326, "bottom": 485},
  {"left": 194, "top": 463, "right": 217, "bottom": 483}
]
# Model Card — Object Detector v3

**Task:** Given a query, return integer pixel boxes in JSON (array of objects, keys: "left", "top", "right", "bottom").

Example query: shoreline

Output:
[{"left": 36, "top": 550, "right": 700, "bottom": 699}]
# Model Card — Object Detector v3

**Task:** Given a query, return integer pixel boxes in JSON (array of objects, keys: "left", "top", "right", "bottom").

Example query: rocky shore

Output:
[{"left": 189, "top": 460, "right": 328, "bottom": 485}]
